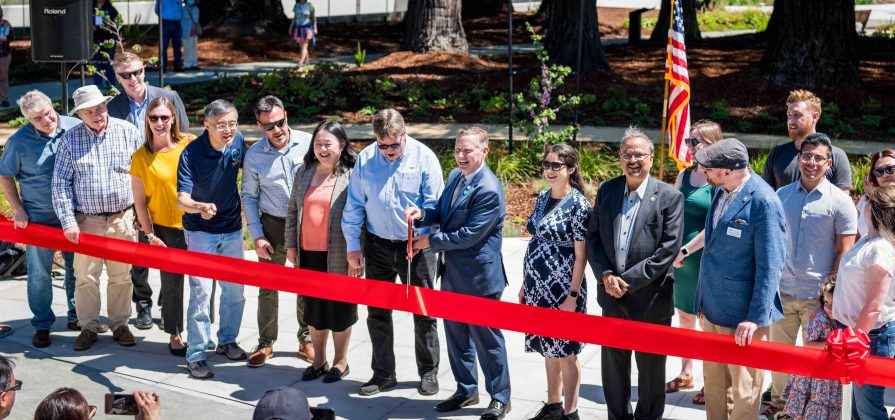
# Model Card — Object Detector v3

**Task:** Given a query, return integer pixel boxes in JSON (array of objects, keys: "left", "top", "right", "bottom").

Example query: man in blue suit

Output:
[
  {"left": 693, "top": 138, "right": 786, "bottom": 420},
  {"left": 407, "top": 126, "right": 511, "bottom": 420}
]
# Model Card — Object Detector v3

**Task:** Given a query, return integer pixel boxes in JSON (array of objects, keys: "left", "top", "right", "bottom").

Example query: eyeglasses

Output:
[
  {"left": 684, "top": 138, "right": 701, "bottom": 149},
  {"left": 872, "top": 164, "right": 895, "bottom": 178},
  {"left": 377, "top": 142, "right": 402, "bottom": 150},
  {"left": 214, "top": 122, "right": 238, "bottom": 132},
  {"left": 798, "top": 152, "right": 829, "bottom": 164},
  {"left": 260, "top": 118, "right": 287, "bottom": 132},
  {"left": 541, "top": 161, "right": 567, "bottom": 171},
  {"left": 1, "top": 379, "right": 21, "bottom": 393},
  {"left": 148, "top": 115, "right": 171, "bottom": 123},
  {"left": 620, "top": 152, "right": 652, "bottom": 161},
  {"left": 116, "top": 67, "right": 143, "bottom": 80}
]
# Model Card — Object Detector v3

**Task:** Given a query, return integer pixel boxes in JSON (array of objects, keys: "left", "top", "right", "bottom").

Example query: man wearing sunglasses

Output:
[
  {"left": 0, "top": 355, "right": 17, "bottom": 419},
  {"left": 762, "top": 89, "right": 852, "bottom": 193},
  {"left": 107, "top": 51, "right": 189, "bottom": 331},
  {"left": 342, "top": 108, "right": 443, "bottom": 397},
  {"left": 241, "top": 95, "right": 313, "bottom": 368}
]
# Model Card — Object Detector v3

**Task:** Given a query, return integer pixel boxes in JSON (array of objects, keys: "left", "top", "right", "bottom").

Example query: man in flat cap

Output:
[{"left": 692, "top": 138, "right": 787, "bottom": 420}]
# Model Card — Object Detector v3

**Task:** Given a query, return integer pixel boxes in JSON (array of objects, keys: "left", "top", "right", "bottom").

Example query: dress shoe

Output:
[
  {"left": 247, "top": 346, "right": 273, "bottom": 368},
  {"left": 32, "top": 329, "right": 51, "bottom": 348},
  {"left": 480, "top": 399, "right": 511, "bottom": 420},
  {"left": 435, "top": 392, "right": 479, "bottom": 412},
  {"left": 359, "top": 376, "right": 398, "bottom": 396},
  {"left": 529, "top": 402, "right": 562, "bottom": 420},
  {"left": 302, "top": 362, "right": 330, "bottom": 381},
  {"left": 73, "top": 330, "right": 98, "bottom": 351},
  {"left": 298, "top": 341, "right": 315, "bottom": 362},
  {"left": 113, "top": 326, "right": 136, "bottom": 346},
  {"left": 134, "top": 308, "right": 153, "bottom": 330},
  {"left": 323, "top": 365, "right": 349, "bottom": 383},
  {"left": 418, "top": 372, "right": 439, "bottom": 396}
]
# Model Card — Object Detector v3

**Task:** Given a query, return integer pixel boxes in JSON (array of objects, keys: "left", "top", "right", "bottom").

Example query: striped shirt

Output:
[
  {"left": 241, "top": 129, "right": 312, "bottom": 240},
  {"left": 52, "top": 117, "right": 143, "bottom": 229}
]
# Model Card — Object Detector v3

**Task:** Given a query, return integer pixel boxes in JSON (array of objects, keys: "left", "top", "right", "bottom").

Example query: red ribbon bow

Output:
[{"left": 826, "top": 327, "right": 871, "bottom": 384}]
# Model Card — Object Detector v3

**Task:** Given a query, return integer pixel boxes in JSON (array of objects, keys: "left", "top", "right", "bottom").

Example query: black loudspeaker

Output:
[{"left": 30, "top": 0, "right": 94, "bottom": 62}]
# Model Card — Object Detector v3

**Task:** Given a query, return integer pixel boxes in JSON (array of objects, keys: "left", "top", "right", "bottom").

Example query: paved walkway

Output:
[{"left": 1, "top": 240, "right": 893, "bottom": 419}]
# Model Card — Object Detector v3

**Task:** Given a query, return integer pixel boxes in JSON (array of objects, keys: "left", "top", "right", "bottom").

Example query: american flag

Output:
[{"left": 664, "top": 0, "right": 692, "bottom": 169}]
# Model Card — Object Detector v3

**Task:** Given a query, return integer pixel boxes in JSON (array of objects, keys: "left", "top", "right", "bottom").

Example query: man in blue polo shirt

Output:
[
  {"left": 0, "top": 90, "right": 79, "bottom": 348},
  {"left": 177, "top": 99, "right": 247, "bottom": 379}
]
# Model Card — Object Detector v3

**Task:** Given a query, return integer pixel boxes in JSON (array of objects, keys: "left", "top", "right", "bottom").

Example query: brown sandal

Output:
[
  {"left": 692, "top": 388, "right": 705, "bottom": 405},
  {"left": 665, "top": 375, "right": 694, "bottom": 393}
]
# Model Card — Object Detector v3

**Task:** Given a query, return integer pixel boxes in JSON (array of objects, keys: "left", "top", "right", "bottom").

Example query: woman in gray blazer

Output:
[{"left": 285, "top": 121, "right": 358, "bottom": 384}]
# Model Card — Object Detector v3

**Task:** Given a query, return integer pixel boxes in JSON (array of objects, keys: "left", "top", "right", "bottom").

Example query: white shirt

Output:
[
  {"left": 833, "top": 236, "right": 895, "bottom": 330},
  {"left": 614, "top": 178, "right": 649, "bottom": 271}
]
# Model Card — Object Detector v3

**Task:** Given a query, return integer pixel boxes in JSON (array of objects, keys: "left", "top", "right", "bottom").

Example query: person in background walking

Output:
[
  {"left": 290, "top": 0, "right": 316, "bottom": 67},
  {"left": 180, "top": 0, "right": 200, "bottom": 70}
]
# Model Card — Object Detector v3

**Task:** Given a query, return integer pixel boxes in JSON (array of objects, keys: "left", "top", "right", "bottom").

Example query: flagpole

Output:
[{"left": 659, "top": 0, "right": 678, "bottom": 181}]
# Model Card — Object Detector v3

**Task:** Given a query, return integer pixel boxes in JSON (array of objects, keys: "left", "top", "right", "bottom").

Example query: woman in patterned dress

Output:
[{"left": 519, "top": 144, "right": 592, "bottom": 420}]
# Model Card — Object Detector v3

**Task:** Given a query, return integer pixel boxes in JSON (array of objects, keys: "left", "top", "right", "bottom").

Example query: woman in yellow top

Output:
[{"left": 130, "top": 96, "right": 196, "bottom": 356}]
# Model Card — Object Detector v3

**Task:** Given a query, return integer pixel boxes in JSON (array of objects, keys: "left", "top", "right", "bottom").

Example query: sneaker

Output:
[
  {"left": 112, "top": 326, "right": 136, "bottom": 346},
  {"left": 418, "top": 372, "right": 439, "bottom": 396},
  {"left": 188, "top": 360, "right": 214, "bottom": 379},
  {"left": 134, "top": 308, "right": 153, "bottom": 330},
  {"left": 215, "top": 342, "right": 247, "bottom": 360},
  {"left": 247, "top": 345, "right": 273, "bottom": 368},
  {"left": 32, "top": 329, "right": 51, "bottom": 348},
  {"left": 73, "top": 330, "right": 98, "bottom": 351},
  {"left": 359, "top": 376, "right": 398, "bottom": 396}
]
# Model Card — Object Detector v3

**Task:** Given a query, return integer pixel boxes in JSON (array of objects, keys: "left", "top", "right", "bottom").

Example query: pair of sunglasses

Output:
[
  {"left": 116, "top": 67, "right": 143, "bottom": 80},
  {"left": 872, "top": 164, "right": 895, "bottom": 178},
  {"left": 260, "top": 118, "right": 287, "bottom": 132},
  {"left": 148, "top": 115, "right": 171, "bottom": 123},
  {"left": 541, "top": 161, "right": 567, "bottom": 171},
  {"left": 377, "top": 142, "right": 402, "bottom": 150}
]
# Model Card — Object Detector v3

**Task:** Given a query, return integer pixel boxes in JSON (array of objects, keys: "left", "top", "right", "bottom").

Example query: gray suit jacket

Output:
[
  {"left": 107, "top": 85, "right": 190, "bottom": 133},
  {"left": 285, "top": 162, "right": 351, "bottom": 275},
  {"left": 587, "top": 175, "right": 684, "bottom": 322}
]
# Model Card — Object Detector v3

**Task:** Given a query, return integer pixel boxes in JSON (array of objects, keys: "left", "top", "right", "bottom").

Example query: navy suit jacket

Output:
[
  {"left": 108, "top": 85, "right": 190, "bottom": 132},
  {"left": 419, "top": 164, "right": 507, "bottom": 297},
  {"left": 695, "top": 175, "right": 786, "bottom": 329},
  {"left": 587, "top": 176, "right": 684, "bottom": 322}
]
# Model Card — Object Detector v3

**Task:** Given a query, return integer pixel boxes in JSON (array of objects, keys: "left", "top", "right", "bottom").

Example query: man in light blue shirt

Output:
[
  {"left": 342, "top": 108, "right": 443, "bottom": 397},
  {"left": 155, "top": 0, "right": 183, "bottom": 70},
  {"left": 241, "top": 95, "right": 313, "bottom": 368},
  {"left": 768, "top": 133, "right": 857, "bottom": 412},
  {"left": 0, "top": 90, "right": 80, "bottom": 348}
]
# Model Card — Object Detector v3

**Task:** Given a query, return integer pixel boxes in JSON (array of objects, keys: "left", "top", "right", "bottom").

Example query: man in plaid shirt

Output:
[{"left": 52, "top": 85, "right": 143, "bottom": 352}]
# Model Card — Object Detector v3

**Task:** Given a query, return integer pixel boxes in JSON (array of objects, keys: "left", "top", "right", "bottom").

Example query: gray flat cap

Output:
[{"left": 694, "top": 138, "right": 749, "bottom": 170}]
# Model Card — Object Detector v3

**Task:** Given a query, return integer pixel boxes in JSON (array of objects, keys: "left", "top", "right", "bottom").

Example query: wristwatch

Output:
[
  {"left": 569, "top": 290, "right": 579, "bottom": 298},
  {"left": 681, "top": 247, "right": 690, "bottom": 257},
  {"left": 146, "top": 232, "right": 157, "bottom": 241}
]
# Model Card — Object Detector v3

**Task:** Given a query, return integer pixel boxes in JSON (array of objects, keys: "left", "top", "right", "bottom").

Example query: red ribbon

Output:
[
  {"left": 3, "top": 219, "right": 895, "bottom": 388},
  {"left": 826, "top": 327, "right": 872, "bottom": 384}
]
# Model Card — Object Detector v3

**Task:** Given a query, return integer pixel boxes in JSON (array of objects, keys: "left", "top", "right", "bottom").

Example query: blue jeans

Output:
[
  {"left": 184, "top": 229, "right": 245, "bottom": 363},
  {"left": 26, "top": 245, "right": 76, "bottom": 330},
  {"left": 852, "top": 321, "right": 895, "bottom": 420}
]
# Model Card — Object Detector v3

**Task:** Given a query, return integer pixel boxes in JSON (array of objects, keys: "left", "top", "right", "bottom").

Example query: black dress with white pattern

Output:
[{"left": 522, "top": 188, "right": 593, "bottom": 358}]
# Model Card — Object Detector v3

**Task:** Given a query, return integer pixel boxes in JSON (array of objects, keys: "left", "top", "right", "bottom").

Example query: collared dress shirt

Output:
[
  {"left": 241, "top": 129, "right": 312, "bottom": 241},
  {"left": 127, "top": 95, "right": 148, "bottom": 136},
  {"left": 342, "top": 136, "right": 444, "bottom": 252},
  {"left": 52, "top": 117, "right": 143, "bottom": 229},
  {"left": 613, "top": 178, "right": 649, "bottom": 272},
  {"left": 712, "top": 171, "right": 752, "bottom": 229}
]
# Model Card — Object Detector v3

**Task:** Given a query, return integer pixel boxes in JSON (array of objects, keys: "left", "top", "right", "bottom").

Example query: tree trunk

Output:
[
  {"left": 544, "top": 0, "right": 610, "bottom": 71},
  {"left": 761, "top": 0, "right": 860, "bottom": 88},
  {"left": 462, "top": 0, "right": 511, "bottom": 19},
  {"left": 534, "top": 0, "right": 555, "bottom": 24},
  {"left": 649, "top": 0, "right": 702, "bottom": 43},
  {"left": 202, "top": 0, "right": 290, "bottom": 38},
  {"left": 401, "top": 0, "right": 469, "bottom": 53}
]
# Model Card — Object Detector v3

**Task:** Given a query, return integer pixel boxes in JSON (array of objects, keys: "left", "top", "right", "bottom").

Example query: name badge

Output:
[{"left": 726, "top": 227, "right": 742, "bottom": 238}]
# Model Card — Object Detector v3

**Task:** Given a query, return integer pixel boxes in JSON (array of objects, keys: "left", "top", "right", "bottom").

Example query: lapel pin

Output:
[
  {"left": 650, "top": 196, "right": 656, "bottom": 203},
  {"left": 742, "top": 197, "right": 749, "bottom": 202}
]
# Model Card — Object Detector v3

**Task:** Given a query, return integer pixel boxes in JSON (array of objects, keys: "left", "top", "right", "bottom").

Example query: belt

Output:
[
  {"left": 368, "top": 231, "right": 406, "bottom": 244},
  {"left": 261, "top": 213, "right": 286, "bottom": 221},
  {"left": 76, "top": 205, "right": 133, "bottom": 217}
]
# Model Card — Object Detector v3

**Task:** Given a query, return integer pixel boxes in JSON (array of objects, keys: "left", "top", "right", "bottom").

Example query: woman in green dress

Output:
[{"left": 664, "top": 120, "right": 722, "bottom": 404}]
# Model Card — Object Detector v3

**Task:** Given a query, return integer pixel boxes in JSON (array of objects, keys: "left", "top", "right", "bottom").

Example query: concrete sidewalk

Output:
[{"left": 1, "top": 239, "right": 894, "bottom": 419}]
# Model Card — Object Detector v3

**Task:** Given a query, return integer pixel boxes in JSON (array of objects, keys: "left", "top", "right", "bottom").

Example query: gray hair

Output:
[
  {"left": 204, "top": 99, "right": 237, "bottom": 121},
  {"left": 620, "top": 125, "right": 654, "bottom": 154},
  {"left": 253, "top": 95, "right": 285, "bottom": 121},
  {"left": 0, "top": 355, "right": 14, "bottom": 392},
  {"left": 457, "top": 126, "right": 489, "bottom": 149},
  {"left": 17, "top": 90, "right": 54, "bottom": 118}
]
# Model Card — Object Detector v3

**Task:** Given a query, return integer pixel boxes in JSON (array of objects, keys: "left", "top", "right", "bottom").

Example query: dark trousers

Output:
[
  {"left": 131, "top": 230, "right": 152, "bottom": 311},
  {"left": 363, "top": 232, "right": 440, "bottom": 379},
  {"left": 155, "top": 224, "right": 186, "bottom": 335},
  {"left": 601, "top": 308, "right": 670, "bottom": 420},
  {"left": 257, "top": 213, "right": 310, "bottom": 345},
  {"left": 161, "top": 19, "right": 183, "bottom": 69}
]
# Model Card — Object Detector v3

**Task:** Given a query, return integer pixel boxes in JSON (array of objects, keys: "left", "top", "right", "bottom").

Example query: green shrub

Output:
[
  {"left": 861, "top": 115, "right": 882, "bottom": 128},
  {"left": 749, "top": 150, "right": 769, "bottom": 176},
  {"left": 851, "top": 155, "right": 871, "bottom": 195}
]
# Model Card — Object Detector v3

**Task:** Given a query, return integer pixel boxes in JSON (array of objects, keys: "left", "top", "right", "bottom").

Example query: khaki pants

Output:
[
  {"left": 73, "top": 209, "right": 136, "bottom": 332},
  {"left": 769, "top": 296, "right": 817, "bottom": 408},
  {"left": 701, "top": 317, "right": 768, "bottom": 420}
]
